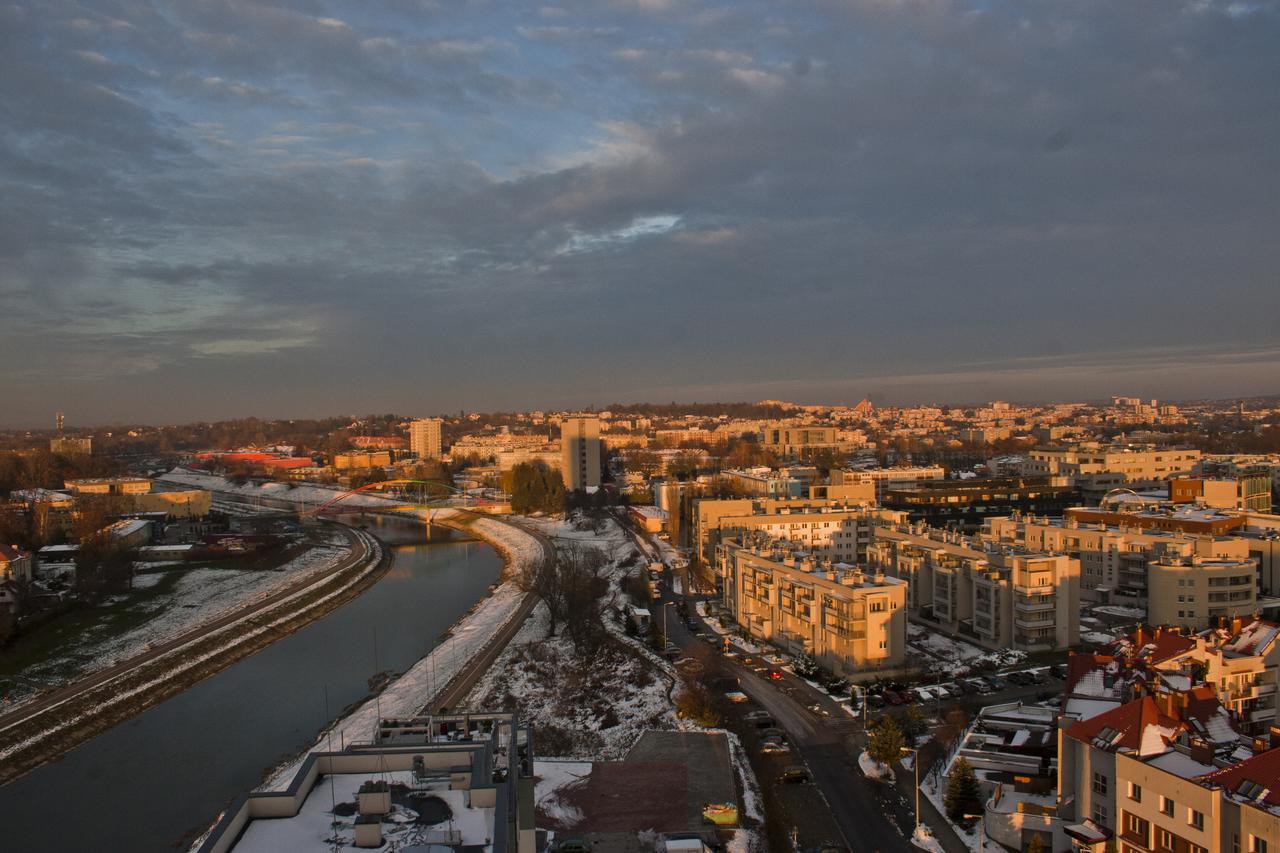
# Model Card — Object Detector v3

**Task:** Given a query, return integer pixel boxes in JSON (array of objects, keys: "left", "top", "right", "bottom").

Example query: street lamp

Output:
[
  {"left": 901, "top": 746, "right": 920, "bottom": 833},
  {"left": 963, "top": 812, "right": 986, "bottom": 852}
]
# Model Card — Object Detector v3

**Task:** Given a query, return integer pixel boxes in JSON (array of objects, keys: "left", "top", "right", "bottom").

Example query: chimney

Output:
[{"left": 1232, "top": 616, "right": 1244, "bottom": 636}]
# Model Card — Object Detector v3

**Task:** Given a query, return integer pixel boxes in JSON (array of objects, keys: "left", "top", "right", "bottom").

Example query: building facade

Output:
[
  {"left": 560, "top": 416, "right": 602, "bottom": 491},
  {"left": 717, "top": 534, "right": 907, "bottom": 674},
  {"left": 409, "top": 417, "right": 443, "bottom": 459}
]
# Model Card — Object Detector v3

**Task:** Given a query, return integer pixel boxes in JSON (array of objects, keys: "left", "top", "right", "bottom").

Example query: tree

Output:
[
  {"left": 516, "top": 549, "right": 565, "bottom": 639},
  {"left": 944, "top": 757, "right": 983, "bottom": 823},
  {"left": 793, "top": 654, "right": 821, "bottom": 680},
  {"left": 901, "top": 704, "right": 928, "bottom": 740},
  {"left": 867, "top": 715, "right": 906, "bottom": 768},
  {"left": 560, "top": 543, "right": 609, "bottom": 656}
]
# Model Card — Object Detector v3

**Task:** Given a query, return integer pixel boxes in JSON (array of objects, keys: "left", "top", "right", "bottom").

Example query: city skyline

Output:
[{"left": 3, "top": 0, "right": 1279, "bottom": 423}]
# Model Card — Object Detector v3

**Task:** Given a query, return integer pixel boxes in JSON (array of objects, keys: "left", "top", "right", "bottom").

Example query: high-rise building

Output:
[
  {"left": 560, "top": 416, "right": 601, "bottom": 491},
  {"left": 409, "top": 418, "right": 443, "bottom": 459}
]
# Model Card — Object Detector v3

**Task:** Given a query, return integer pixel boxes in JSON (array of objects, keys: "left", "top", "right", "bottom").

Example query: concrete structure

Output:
[
  {"left": 560, "top": 416, "right": 602, "bottom": 491},
  {"left": 720, "top": 467, "right": 803, "bottom": 498},
  {"left": 198, "top": 711, "right": 534, "bottom": 853},
  {"left": 868, "top": 523, "right": 1080, "bottom": 652},
  {"left": 717, "top": 533, "right": 907, "bottom": 674},
  {"left": 409, "top": 417, "right": 444, "bottom": 459},
  {"left": 1024, "top": 443, "right": 1201, "bottom": 502},
  {"left": 629, "top": 504, "right": 668, "bottom": 533}
]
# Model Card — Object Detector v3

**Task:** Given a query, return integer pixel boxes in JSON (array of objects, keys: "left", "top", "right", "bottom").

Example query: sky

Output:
[{"left": 2, "top": 0, "right": 1278, "bottom": 427}]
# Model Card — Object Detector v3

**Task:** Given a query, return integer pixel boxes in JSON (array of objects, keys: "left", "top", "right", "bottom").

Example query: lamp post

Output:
[
  {"left": 901, "top": 746, "right": 920, "bottom": 833},
  {"left": 963, "top": 812, "right": 986, "bottom": 852}
]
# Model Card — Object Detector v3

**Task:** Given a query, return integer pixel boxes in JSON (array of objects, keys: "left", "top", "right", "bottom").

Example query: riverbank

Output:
[
  {"left": 0, "top": 526, "right": 387, "bottom": 786},
  {"left": 253, "top": 507, "right": 547, "bottom": 792}
]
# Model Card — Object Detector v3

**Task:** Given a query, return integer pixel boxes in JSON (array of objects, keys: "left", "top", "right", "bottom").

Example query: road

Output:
[{"left": 0, "top": 522, "right": 375, "bottom": 740}]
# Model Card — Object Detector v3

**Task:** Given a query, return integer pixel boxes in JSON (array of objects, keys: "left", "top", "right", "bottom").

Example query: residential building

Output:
[
  {"left": 721, "top": 467, "right": 803, "bottom": 498},
  {"left": 880, "top": 476, "right": 1076, "bottom": 530},
  {"left": 1024, "top": 443, "right": 1201, "bottom": 502},
  {"left": 693, "top": 497, "right": 901, "bottom": 564},
  {"left": 1172, "top": 476, "right": 1273, "bottom": 513},
  {"left": 716, "top": 533, "right": 907, "bottom": 674},
  {"left": 833, "top": 465, "right": 946, "bottom": 501},
  {"left": 985, "top": 514, "right": 1255, "bottom": 605},
  {"left": 64, "top": 477, "right": 153, "bottom": 496},
  {"left": 868, "top": 523, "right": 1080, "bottom": 651},
  {"left": 560, "top": 416, "right": 602, "bottom": 491},
  {"left": 759, "top": 423, "right": 846, "bottom": 458},
  {"left": 409, "top": 417, "right": 443, "bottom": 459},
  {"left": 333, "top": 450, "right": 392, "bottom": 470},
  {"left": 1147, "top": 555, "right": 1259, "bottom": 631},
  {"left": 49, "top": 435, "right": 92, "bottom": 456}
]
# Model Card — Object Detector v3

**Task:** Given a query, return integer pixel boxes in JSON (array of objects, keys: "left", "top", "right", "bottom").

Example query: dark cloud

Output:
[{"left": 1, "top": 0, "right": 1278, "bottom": 425}]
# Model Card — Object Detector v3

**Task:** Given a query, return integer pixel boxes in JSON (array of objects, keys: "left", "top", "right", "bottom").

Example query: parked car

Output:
[
  {"left": 1050, "top": 663, "right": 1069, "bottom": 680},
  {"left": 912, "top": 687, "right": 934, "bottom": 702},
  {"left": 725, "top": 691, "right": 749, "bottom": 703},
  {"left": 932, "top": 685, "right": 952, "bottom": 700},
  {"left": 710, "top": 675, "right": 740, "bottom": 690},
  {"left": 744, "top": 710, "right": 772, "bottom": 723},
  {"left": 956, "top": 680, "right": 980, "bottom": 695},
  {"left": 986, "top": 675, "right": 1008, "bottom": 691},
  {"left": 552, "top": 839, "right": 591, "bottom": 853},
  {"left": 779, "top": 766, "right": 812, "bottom": 784},
  {"left": 883, "top": 690, "right": 904, "bottom": 705},
  {"left": 1028, "top": 670, "right": 1048, "bottom": 684},
  {"left": 759, "top": 727, "right": 786, "bottom": 741},
  {"left": 971, "top": 678, "right": 994, "bottom": 694},
  {"left": 767, "top": 669, "right": 783, "bottom": 680},
  {"left": 868, "top": 695, "right": 887, "bottom": 710},
  {"left": 760, "top": 740, "right": 791, "bottom": 755},
  {"left": 1008, "top": 671, "right": 1032, "bottom": 686}
]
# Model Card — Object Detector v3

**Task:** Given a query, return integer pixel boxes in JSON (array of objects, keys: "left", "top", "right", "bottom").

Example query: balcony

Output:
[
  {"left": 1015, "top": 614, "right": 1056, "bottom": 629},
  {"left": 1016, "top": 597, "right": 1056, "bottom": 612}
]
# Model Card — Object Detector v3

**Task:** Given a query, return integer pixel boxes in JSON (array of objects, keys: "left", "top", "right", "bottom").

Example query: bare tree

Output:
[
  {"left": 560, "top": 543, "right": 610, "bottom": 656},
  {"left": 516, "top": 548, "right": 565, "bottom": 639}
]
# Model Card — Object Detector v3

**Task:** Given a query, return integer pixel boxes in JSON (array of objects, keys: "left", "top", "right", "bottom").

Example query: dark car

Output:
[
  {"left": 883, "top": 690, "right": 903, "bottom": 706},
  {"left": 868, "top": 694, "right": 886, "bottom": 710},
  {"left": 779, "top": 766, "right": 812, "bottom": 784},
  {"left": 552, "top": 838, "right": 591, "bottom": 853},
  {"left": 986, "top": 675, "right": 1008, "bottom": 691},
  {"left": 759, "top": 727, "right": 786, "bottom": 741},
  {"left": 1028, "top": 670, "right": 1048, "bottom": 684},
  {"left": 1050, "top": 663, "right": 1069, "bottom": 680}
]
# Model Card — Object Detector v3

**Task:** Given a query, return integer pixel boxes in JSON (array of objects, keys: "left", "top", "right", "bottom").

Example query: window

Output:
[
  {"left": 1092, "top": 802, "right": 1108, "bottom": 828},
  {"left": 1253, "top": 838, "right": 1268, "bottom": 853},
  {"left": 1159, "top": 829, "right": 1175, "bottom": 850},
  {"left": 1129, "top": 782, "right": 1142, "bottom": 802},
  {"left": 1190, "top": 846, "right": 1208, "bottom": 853},
  {"left": 1160, "top": 796, "right": 1174, "bottom": 816},
  {"left": 1093, "top": 772, "right": 1109, "bottom": 795},
  {"left": 1189, "top": 809, "right": 1204, "bottom": 831}
]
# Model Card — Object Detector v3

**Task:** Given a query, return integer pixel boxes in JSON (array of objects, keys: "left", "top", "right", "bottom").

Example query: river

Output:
[{"left": 0, "top": 517, "right": 502, "bottom": 851}]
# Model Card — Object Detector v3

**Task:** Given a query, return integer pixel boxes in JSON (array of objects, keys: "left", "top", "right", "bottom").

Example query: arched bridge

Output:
[{"left": 304, "top": 479, "right": 491, "bottom": 516}]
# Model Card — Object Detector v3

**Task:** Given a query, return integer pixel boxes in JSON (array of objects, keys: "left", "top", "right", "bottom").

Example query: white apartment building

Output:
[{"left": 409, "top": 418, "right": 443, "bottom": 459}]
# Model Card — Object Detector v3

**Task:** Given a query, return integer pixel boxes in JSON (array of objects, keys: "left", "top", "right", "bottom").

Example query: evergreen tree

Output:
[
  {"left": 868, "top": 715, "right": 906, "bottom": 768},
  {"left": 944, "top": 757, "right": 983, "bottom": 823}
]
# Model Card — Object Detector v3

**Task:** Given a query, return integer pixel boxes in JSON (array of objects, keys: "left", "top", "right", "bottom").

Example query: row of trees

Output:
[
  {"left": 515, "top": 542, "right": 611, "bottom": 656},
  {"left": 507, "top": 462, "right": 566, "bottom": 515}
]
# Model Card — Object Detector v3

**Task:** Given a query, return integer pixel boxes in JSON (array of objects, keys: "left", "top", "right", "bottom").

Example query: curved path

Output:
[{"left": 0, "top": 523, "right": 373, "bottom": 744}]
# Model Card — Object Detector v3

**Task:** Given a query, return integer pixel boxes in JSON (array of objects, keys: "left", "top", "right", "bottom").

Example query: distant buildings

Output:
[
  {"left": 560, "top": 416, "right": 602, "bottom": 491},
  {"left": 1172, "top": 475, "right": 1273, "bottom": 513},
  {"left": 693, "top": 496, "right": 894, "bottom": 564},
  {"left": 717, "top": 533, "right": 908, "bottom": 673},
  {"left": 759, "top": 424, "right": 845, "bottom": 458},
  {"left": 833, "top": 465, "right": 946, "bottom": 502},
  {"left": 49, "top": 436, "right": 92, "bottom": 456},
  {"left": 409, "top": 417, "right": 443, "bottom": 459},
  {"left": 880, "top": 476, "right": 1076, "bottom": 530},
  {"left": 1023, "top": 443, "right": 1201, "bottom": 502}
]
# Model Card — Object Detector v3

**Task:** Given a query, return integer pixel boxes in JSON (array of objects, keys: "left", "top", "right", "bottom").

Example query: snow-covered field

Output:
[
  {"left": 159, "top": 468, "right": 402, "bottom": 510},
  {"left": 533, "top": 759, "right": 593, "bottom": 829},
  {"left": 2, "top": 541, "right": 350, "bottom": 710}
]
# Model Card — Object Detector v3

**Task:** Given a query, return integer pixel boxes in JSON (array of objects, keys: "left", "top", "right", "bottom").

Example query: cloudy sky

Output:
[{"left": 2, "top": 0, "right": 1278, "bottom": 426}]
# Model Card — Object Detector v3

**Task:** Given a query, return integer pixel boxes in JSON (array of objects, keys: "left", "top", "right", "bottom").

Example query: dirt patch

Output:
[{"left": 562, "top": 762, "right": 690, "bottom": 834}]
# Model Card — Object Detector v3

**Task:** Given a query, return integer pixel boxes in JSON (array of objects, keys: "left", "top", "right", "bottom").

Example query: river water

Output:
[{"left": 0, "top": 517, "right": 502, "bottom": 851}]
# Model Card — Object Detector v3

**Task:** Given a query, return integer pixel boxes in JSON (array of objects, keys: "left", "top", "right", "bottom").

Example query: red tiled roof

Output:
[
  {"left": 1065, "top": 695, "right": 1181, "bottom": 752},
  {"left": 1066, "top": 652, "right": 1115, "bottom": 694},
  {"left": 1200, "top": 748, "right": 1280, "bottom": 807}
]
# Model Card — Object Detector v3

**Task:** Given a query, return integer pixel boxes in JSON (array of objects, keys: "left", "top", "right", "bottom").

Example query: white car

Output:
[
  {"left": 725, "top": 691, "right": 749, "bottom": 703},
  {"left": 913, "top": 687, "right": 935, "bottom": 702}
]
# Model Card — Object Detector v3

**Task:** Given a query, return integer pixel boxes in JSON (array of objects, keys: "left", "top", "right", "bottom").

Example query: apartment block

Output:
[
  {"left": 833, "top": 465, "right": 946, "bottom": 501},
  {"left": 1148, "top": 555, "right": 1259, "bottom": 631},
  {"left": 868, "top": 524, "right": 1080, "bottom": 652},
  {"left": 409, "top": 417, "right": 443, "bottom": 459},
  {"left": 717, "top": 534, "right": 907, "bottom": 674},
  {"left": 1172, "top": 475, "right": 1273, "bottom": 513},
  {"left": 1024, "top": 443, "right": 1201, "bottom": 502},
  {"left": 692, "top": 496, "right": 901, "bottom": 564},
  {"left": 759, "top": 423, "right": 844, "bottom": 458},
  {"left": 560, "top": 416, "right": 602, "bottom": 491}
]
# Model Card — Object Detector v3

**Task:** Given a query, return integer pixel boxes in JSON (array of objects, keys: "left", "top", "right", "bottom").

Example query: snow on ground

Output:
[
  {"left": 3, "top": 541, "right": 350, "bottom": 710},
  {"left": 1083, "top": 631, "right": 1117, "bottom": 645},
  {"left": 160, "top": 468, "right": 401, "bottom": 510},
  {"left": 1093, "top": 605, "right": 1146, "bottom": 618},
  {"left": 909, "top": 630, "right": 1026, "bottom": 673},
  {"left": 466, "top": 601, "right": 676, "bottom": 760},
  {"left": 533, "top": 760, "right": 593, "bottom": 829},
  {"left": 921, "top": 749, "right": 1005, "bottom": 853},
  {"left": 859, "top": 750, "right": 895, "bottom": 782}
]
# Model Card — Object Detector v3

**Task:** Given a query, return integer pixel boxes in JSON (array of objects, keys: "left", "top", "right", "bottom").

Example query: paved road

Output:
[{"left": 0, "top": 522, "right": 374, "bottom": 740}]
